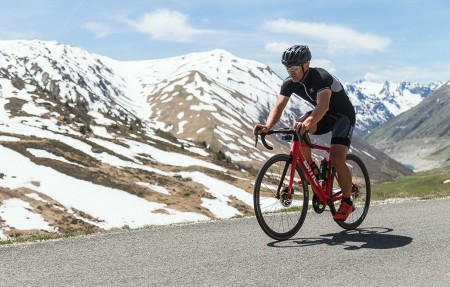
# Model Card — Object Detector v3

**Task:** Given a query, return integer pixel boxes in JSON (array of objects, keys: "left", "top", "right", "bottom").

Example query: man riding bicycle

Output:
[{"left": 253, "top": 45, "right": 356, "bottom": 221}]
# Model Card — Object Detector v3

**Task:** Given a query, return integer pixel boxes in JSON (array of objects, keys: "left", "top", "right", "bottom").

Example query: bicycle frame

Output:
[
  {"left": 254, "top": 128, "right": 371, "bottom": 239},
  {"left": 256, "top": 129, "right": 342, "bottom": 206},
  {"left": 288, "top": 136, "right": 341, "bottom": 206}
]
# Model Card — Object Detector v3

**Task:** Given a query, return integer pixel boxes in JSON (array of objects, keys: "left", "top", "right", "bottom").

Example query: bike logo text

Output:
[{"left": 303, "top": 160, "right": 318, "bottom": 186}]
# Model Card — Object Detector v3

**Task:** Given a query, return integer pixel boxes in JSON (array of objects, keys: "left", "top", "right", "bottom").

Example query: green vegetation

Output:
[
  {"left": 0, "top": 228, "right": 104, "bottom": 245},
  {"left": 371, "top": 164, "right": 450, "bottom": 200},
  {"left": 79, "top": 122, "right": 93, "bottom": 135}
]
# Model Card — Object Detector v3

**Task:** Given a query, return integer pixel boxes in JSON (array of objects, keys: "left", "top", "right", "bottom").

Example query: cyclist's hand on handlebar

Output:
[
  {"left": 253, "top": 124, "right": 270, "bottom": 135},
  {"left": 293, "top": 119, "right": 311, "bottom": 135},
  {"left": 293, "top": 121, "right": 305, "bottom": 134}
]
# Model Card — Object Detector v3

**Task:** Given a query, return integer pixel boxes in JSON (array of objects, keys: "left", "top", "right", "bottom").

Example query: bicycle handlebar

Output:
[{"left": 254, "top": 128, "right": 315, "bottom": 150}]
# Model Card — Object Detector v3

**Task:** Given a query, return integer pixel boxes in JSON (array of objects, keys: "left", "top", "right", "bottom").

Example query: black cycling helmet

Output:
[{"left": 281, "top": 45, "right": 311, "bottom": 66}]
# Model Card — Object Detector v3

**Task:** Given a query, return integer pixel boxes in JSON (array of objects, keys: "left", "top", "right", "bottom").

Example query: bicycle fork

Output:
[
  {"left": 274, "top": 156, "right": 296, "bottom": 204},
  {"left": 275, "top": 141, "right": 301, "bottom": 201}
]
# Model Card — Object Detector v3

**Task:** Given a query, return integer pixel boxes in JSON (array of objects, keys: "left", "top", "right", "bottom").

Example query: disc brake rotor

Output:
[{"left": 280, "top": 187, "right": 292, "bottom": 207}]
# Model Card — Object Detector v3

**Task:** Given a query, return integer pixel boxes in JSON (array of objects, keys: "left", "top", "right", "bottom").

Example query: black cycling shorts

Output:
[{"left": 300, "top": 112, "right": 354, "bottom": 148}]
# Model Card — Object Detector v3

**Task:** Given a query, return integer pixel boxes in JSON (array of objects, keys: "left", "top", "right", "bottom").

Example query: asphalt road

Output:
[{"left": 1, "top": 198, "right": 449, "bottom": 287}]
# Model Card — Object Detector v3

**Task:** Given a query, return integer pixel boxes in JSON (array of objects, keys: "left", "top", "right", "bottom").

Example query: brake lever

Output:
[
  {"left": 254, "top": 127, "right": 261, "bottom": 147},
  {"left": 260, "top": 133, "right": 273, "bottom": 150},
  {"left": 254, "top": 131, "right": 273, "bottom": 150},
  {"left": 295, "top": 130, "right": 315, "bottom": 149}
]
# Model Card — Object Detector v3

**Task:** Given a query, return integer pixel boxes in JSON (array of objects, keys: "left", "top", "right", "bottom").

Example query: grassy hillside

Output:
[{"left": 372, "top": 163, "right": 450, "bottom": 200}]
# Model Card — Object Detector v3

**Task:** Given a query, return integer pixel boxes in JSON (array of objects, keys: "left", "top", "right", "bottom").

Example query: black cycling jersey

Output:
[{"left": 280, "top": 67, "right": 355, "bottom": 124}]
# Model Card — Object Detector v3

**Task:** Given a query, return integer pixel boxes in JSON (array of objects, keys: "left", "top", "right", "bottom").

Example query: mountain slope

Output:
[
  {"left": 99, "top": 49, "right": 310, "bottom": 163},
  {"left": 366, "top": 81, "right": 450, "bottom": 171},
  {"left": 0, "top": 41, "right": 257, "bottom": 238},
  {"left": 99, "top": 49, "right": 420, "bottom": 177},
  {"left": 0, "top": 40, "right": 416, "bottom": 239}
]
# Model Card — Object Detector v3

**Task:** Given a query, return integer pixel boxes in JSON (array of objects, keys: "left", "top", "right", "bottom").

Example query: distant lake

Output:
[{"left": 404, "top": 164, "right": 415, "bottom": 171}]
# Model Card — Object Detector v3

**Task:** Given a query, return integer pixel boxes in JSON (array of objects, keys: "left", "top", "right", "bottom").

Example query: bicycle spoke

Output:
[
  {"left": 331, "top": 154, "right": 371, "bottom": 230},
  {"left": 254, "top": 154, "right": 309, "bottom": 240}
]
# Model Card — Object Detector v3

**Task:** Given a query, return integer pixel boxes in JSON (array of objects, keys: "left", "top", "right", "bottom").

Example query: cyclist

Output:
[{"left": 253, "top": 45, "right": 356, "bottom": 221}]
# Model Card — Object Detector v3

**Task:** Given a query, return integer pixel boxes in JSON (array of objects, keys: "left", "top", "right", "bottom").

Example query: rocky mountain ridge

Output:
[{"left": 345, "top": 79, "right": 442, "bottom": 135}]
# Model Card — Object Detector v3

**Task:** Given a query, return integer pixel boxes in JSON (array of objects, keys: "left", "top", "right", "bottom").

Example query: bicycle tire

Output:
[
  {"left": 329, "top": 154, "right": 371, "bottom": 229},
  {"left": 253, "top": 154, "right": 309, "bottom": 241}
]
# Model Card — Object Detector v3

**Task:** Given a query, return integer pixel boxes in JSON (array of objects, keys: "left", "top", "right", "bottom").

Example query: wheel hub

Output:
[{"left": 280, "top": 187, "right": 292, "bottom": 207}]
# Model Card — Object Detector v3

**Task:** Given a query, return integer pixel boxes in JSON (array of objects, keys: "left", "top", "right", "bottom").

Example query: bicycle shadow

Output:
[{"left": 267, "top": 227, "right": 413, "bottom": 250}]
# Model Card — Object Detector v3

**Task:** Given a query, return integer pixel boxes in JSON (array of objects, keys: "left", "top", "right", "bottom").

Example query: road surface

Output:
[{"left": 1, "top": 198, "right": 449, "bottom": 286}]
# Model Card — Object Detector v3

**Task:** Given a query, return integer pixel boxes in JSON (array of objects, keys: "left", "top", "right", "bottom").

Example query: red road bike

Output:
[{"left": 253, "top": 128, "right": 371, "bottom": 241}]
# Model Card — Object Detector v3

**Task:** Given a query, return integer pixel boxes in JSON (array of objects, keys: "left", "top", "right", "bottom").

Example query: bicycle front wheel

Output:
[
  {"left": 330, "top": 154, "right": 371, "bottom": 229},
  {"left": 253, "top": 154, "right": 309, "bottom": 241}
]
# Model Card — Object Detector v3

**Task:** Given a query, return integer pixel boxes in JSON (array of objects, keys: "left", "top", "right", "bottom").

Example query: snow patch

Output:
[
  {"left": 136, "top": 182, "right": 170, "bottom": 195},
  {"left": 0, "top": 198, "right": 56, "bottom": 232}
]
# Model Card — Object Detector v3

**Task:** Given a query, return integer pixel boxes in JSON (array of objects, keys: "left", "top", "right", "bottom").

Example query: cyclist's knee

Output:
[{"left": 329, "top": 144, "right": 348, "bottom": 164}]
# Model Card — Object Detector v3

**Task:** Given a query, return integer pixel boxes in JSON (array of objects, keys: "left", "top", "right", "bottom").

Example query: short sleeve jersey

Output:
[{"left": 280, "top": 67, "right": 355, "bottom": 124}]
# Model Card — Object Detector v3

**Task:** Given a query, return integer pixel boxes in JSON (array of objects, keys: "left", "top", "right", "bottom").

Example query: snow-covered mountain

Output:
[
  {"left": 0, "top": 40, "right": 422, "bottom": 239},
  {"left": 345, "top": 80, "right": 442, "bottom": 135},
  {"left": 99, "top": 48, "right": 290, "bottom": 163},
  {"left": 366, "top": 81, "right": 450, "bottom": 171}
]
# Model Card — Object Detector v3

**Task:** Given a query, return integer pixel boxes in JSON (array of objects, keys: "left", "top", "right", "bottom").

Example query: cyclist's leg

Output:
[
  {"left": 328, "top": 115, "right": 354, "bottom": 195},
  {"left": 329, "top": 144, "right": 352, "bottom": 198},
  {"left": 328, "top": 115, "right": 355, "bottom": 220}
]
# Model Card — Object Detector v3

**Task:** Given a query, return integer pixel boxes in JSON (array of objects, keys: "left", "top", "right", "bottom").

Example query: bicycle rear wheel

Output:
[
  {"left": 330, "top": 154, "right": 371, "bottom": 229},
  {"left": 253, "top": 154, "right": 309, "bottom": 241}
]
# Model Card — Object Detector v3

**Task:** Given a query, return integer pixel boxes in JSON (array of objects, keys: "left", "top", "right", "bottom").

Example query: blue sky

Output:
[{"left": 1, "top": 0, "right": 449, "bottom": 84}]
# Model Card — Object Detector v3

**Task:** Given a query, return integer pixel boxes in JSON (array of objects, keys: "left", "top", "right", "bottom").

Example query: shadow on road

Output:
[{"left": 267, "top": 227, "right": 413, "bottom": 250}]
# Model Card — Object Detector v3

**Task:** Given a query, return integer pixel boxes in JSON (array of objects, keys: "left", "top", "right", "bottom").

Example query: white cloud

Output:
[
  {"left": 364, "top": 64, "right": 449, "bottom": 83},
  {"left": 311, "top": 59, "right": 336, "bottom": 74},
  {"left": 264, "top": 18, "right": 391, "bottom": 54},
  {"left": 84, "top": 22, "right": 112, "bottom": 38},
  {"left": 126, "top": 9, "right": 214, "bottom": 42},
  {"left": 363, "top": 72, "right": 381, "bottom": 82},
  {"left": 265, "top": 41, "right": 292, "bottom": 53}
]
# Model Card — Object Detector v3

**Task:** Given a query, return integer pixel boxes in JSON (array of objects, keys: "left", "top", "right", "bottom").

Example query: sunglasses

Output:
[{"left": 286, "top": 65, "right": 301, "bottom": 72}]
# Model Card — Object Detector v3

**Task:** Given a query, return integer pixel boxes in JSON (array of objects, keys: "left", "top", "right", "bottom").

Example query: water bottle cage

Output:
[{"left": 319, "top": 161, "right": 328, "bottom": 180}]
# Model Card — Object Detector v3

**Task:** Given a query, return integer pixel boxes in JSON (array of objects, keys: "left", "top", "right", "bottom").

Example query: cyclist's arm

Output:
[
  {"left": 309, "top": 88, "right": 331, "bottom": 124},
  {"left": 297, "top": 89, "right": 331, "bottom": 134},
  {"left": 253, "top": 95, "right": 289, "bottom": 134}
]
